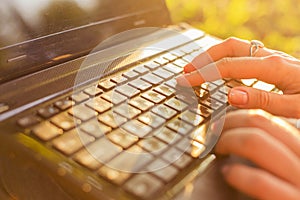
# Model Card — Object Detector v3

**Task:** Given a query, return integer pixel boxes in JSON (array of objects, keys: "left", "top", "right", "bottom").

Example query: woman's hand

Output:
[
  {"left": 215, "top": 109, "right": 300, "bottom": 200},
  {"left": 176, "top": 37, "right": 300, "bottom": 118}
]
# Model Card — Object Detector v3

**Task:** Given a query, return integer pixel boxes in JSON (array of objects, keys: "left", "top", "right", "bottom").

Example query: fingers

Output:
[
  {"left": 221, "top": 109, "right": 300, "bottom": 157},
  {"left": 222, "top": 164, "right": 300, "bottom": 200},
  {"left": 228, "top": 87, "right": 300, "bottom": 118},
  {"left": 177, "top": 55, "right": 290, "bottom": 88},
  {"left": 215, "top": 127, "right": 300, "bottom": 186},
  {"left": 184, "top": 37, "right": 273, "bottom": 73}
]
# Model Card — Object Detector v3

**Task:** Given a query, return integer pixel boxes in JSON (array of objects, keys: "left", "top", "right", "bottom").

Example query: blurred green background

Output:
[{"left": 166, "top": 0, "right": 300, "bottom": 57}]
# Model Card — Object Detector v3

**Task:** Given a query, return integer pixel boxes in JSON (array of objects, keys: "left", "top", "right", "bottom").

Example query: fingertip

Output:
[
  {"left": 228, "top": 88, "right": 249, "bottom": 106},
  {"left": 183, "top": 63, "right": 197, "bottom": 73}
]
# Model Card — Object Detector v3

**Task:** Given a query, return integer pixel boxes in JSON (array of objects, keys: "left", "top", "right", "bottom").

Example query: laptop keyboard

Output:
[{"left": 16, "top": 36, "right": 278, "bottom": 199}]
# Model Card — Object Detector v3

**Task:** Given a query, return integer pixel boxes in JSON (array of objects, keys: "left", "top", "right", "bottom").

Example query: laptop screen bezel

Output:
[{"left": 0, "top": 0, "right": 171, "bottom": 84}]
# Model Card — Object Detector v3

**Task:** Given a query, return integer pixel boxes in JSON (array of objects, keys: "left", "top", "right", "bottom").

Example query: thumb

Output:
[{"left": 228, "top": 86, "right": 300, "bottom": 118}]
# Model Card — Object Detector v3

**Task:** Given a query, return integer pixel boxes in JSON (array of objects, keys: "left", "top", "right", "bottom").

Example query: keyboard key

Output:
[
  {"left": 124, "top": 174, "right": 163, "bottom": 199},
  {"left": 152, "top": 105, "right": 177, "bottom": 120},
  {"left": 211, "top": 91, "right": 228, "bottom": 104},
  {"left": 190, "top": 104, "right": 213, "bottom": 118},
  {"left": 144, "top": 61, "right": 160, "bottom": 70},
  {"left": 73, "top": 149, "right": 103, "bottom": 170},
  {"left": 122, "top": 120, "right": 152, "bottom": 138},
  {"left": 138, "top": 137, "right": 167, "bottom": 155},
  {"left": 86, "top": 98, "right": 112, "bottom": 113},
  {"left": 163, "top": 63, "right": 183, "bottom": 75},
  {"left": 111, "top": 75, "right": 128, "bottom": 85},
  {"left": 191, "top": 51, "right": 201, "bottom": 58},
  {"left": 211, "top": 79, "right": 226, "bottom": 86},
  {"left": 37, "top": 106, "right": 59, "bottom": 118},
  {"left": 162, "top": 147, "right": 184, "bottom": 164},
  {"left": 122, "top": 70, "right": 139, "bottom": 79},
  {"left": 98, "top": 165, "right": 131, "bottom": 185},
  {"left": 107, "top": 129, "right": 138, "bottom": 149},
  {"left": 83, "top": 137, "right": 122, "bottom": 163},
  {"left": 272, "top": 88, "right": 283, "bottom": 95},
  {"left": 108, "top": 148, "right": 153, "bottom": 173},
  {"left": 180, "top": 43, "right": 197, "bottom": 54},
  {"left": 129, "top": 96, "right": 154, "bottom": 111},
  {"left": 54, "top": 99, "right": 75, "bottom": 110},
  {"left": 201, "top": 97, "right": 223, "bottom": 110},
  {"left": 133, "top": 65, "right": 150, "bottom": 74},
  {"left": 98, "top": 79, "right": 116, "bottom": 91},
  {"left": 173, "top": 59, "right": 188, "bottom": 68},
  {"left": 225, "top": 80, "right": 244, "bottom": 88},
  {"left": 141, "top": 73, "right": 163, "bottom": 85},
  {"left": 113, "top": 103, "right": 141, "bottom": 119},
  {"left": 80, "top": 119, "right": 111, "bottom": 138},
  {"left": 253, "top": 81, "right": 275, "bottom": 92},
  {"left": 162, "top": 148, "right": 193, "bottom": 169},
  {"left": 68, "top": 105, "right": 97, "bottom": 121},
  {"left": 154, "top": 127, "right": 181, "bottom": 145},
  {"left": 101, "top": 90, "right": 127, "bottom": 105},
  {"left": 164, "top": 98, "right": 188, "bottom": 112},
  {"left": 171, "top": 49, "right": 186, "bottom": 57},
  {"left": 162, "top": 52, "right": 177, "bottom": 62},
  {"left": 241, "top": 79, "right": 257, "bottom": 87},
  {"left": 167, "top": 118, "right": 194, "bottom": 136},
  {"left": 126, "top": 145, "right": 148, "bottom": 154},
  {"left": 128, "top": 79, "right": 152, "bottom": 91},
  {"left": 98, "top": 111, "right": 127, "bottom": 129},
  {"left": 138, "top": 112, "right": 166, "bottom": 129},
  {"left": 189, "top": 125, "right": 207, "bottom": 144},
  {"left": 51, "top": 112, "right": 80, "bottom": 131},
  {"left": 154, "top": 57, "right": 169, "bottom": 65},
  {"left": 153, "top": 68, "right": 174, "bottom": 80},
  {"left": 180, "top": 110, "right": 205, "bottom": 126},
  {"left": 175, "top": 137, "right": 192, "bottom": 153},
  {"left": 17, "top": 115, "right": 41, "bottom": 128},
  {"left": 115, "top": 84, "right": 140, "bottom": 98},
  {"left": 194, "top": 87, "right": 209, "bottom": 99},
  {"left": 52, "top": 129, "right": 95, "bottom": 156},
  {"left": 165, "top": 79, "right": 177, "bottom": 88},
  {"left": 173, "top": 154, "right": 193, "bottom": 169},
  {"left": 154, "top": 85, "right": 175, "bottom": 97},
  {"left": 176, "top": 138, "right": 206, "bottom": 158},
  {"left": 84, "top": 86, "right": 103, "bottom": 96},
  {"left": 32, "top": 121, "right": 63, "bottom": 141},
  {"left": 201, "top": 82, "right": 218, "bottom": 92},
  {"left": 219, "top": 85, "right": 231, "bottom": 94},
  {"left": 187, "top": 140, "right": 206, "bottom": 158},
  {"left": 142, "top": 90, "right": 166, "bottom": 104},
  {"left": 71, "top": 92, "right": 90, "bottom": 103},
  {"left": 148, "top": 159, "right": 179, "bottom": 182},
  {"left": 176, "top": 93, "right": 198, "bottom": 105},
  {"left": 182, "top": 54, "right": 194, "bottom": 63}
]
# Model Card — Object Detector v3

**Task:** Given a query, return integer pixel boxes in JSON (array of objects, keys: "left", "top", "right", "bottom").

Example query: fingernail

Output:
[
  {"left": 229, "top": 89, "right": 248, "bottom": 105},
  {"left": 183, "top": 65, "right": 189, "bottom": 73},
  {"left": 183, "top": 63, "right": 195, "bottom": 73}
]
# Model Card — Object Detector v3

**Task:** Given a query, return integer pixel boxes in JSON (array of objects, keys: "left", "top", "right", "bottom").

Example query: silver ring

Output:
[{"left": 250, "top": 40, "right": 264, "bottom": 57}]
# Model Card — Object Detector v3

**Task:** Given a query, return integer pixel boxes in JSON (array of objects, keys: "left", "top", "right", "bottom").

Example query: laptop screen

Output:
[{"left": 0, "top": 0, "right": 171, "bottom": 83}]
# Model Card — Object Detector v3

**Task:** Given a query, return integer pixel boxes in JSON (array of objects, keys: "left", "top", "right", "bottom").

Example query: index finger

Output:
[
  {"left": 184, "top": 37, "right": 273, "bottom": 73},
  {"left": 176, "top": 55, "right": 291, "bottom": 89}
]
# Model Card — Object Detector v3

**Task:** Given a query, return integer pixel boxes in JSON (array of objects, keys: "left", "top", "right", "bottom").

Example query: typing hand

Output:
[
  {"left": 176, "top": 37, "right": 300, "bottom": 118},
  {"left": 215, "top": 109, "right": 300, "bottom": 200}
]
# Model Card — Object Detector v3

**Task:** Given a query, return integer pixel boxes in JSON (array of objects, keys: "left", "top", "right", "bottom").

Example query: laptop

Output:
[{"left": 0, "top": 0, "right": 277, "bottom": 199}]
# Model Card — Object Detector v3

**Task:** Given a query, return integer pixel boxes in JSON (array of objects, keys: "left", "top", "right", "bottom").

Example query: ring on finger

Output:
[{"left": 250, "top": 40, "right": 264, "bottom": 57}]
